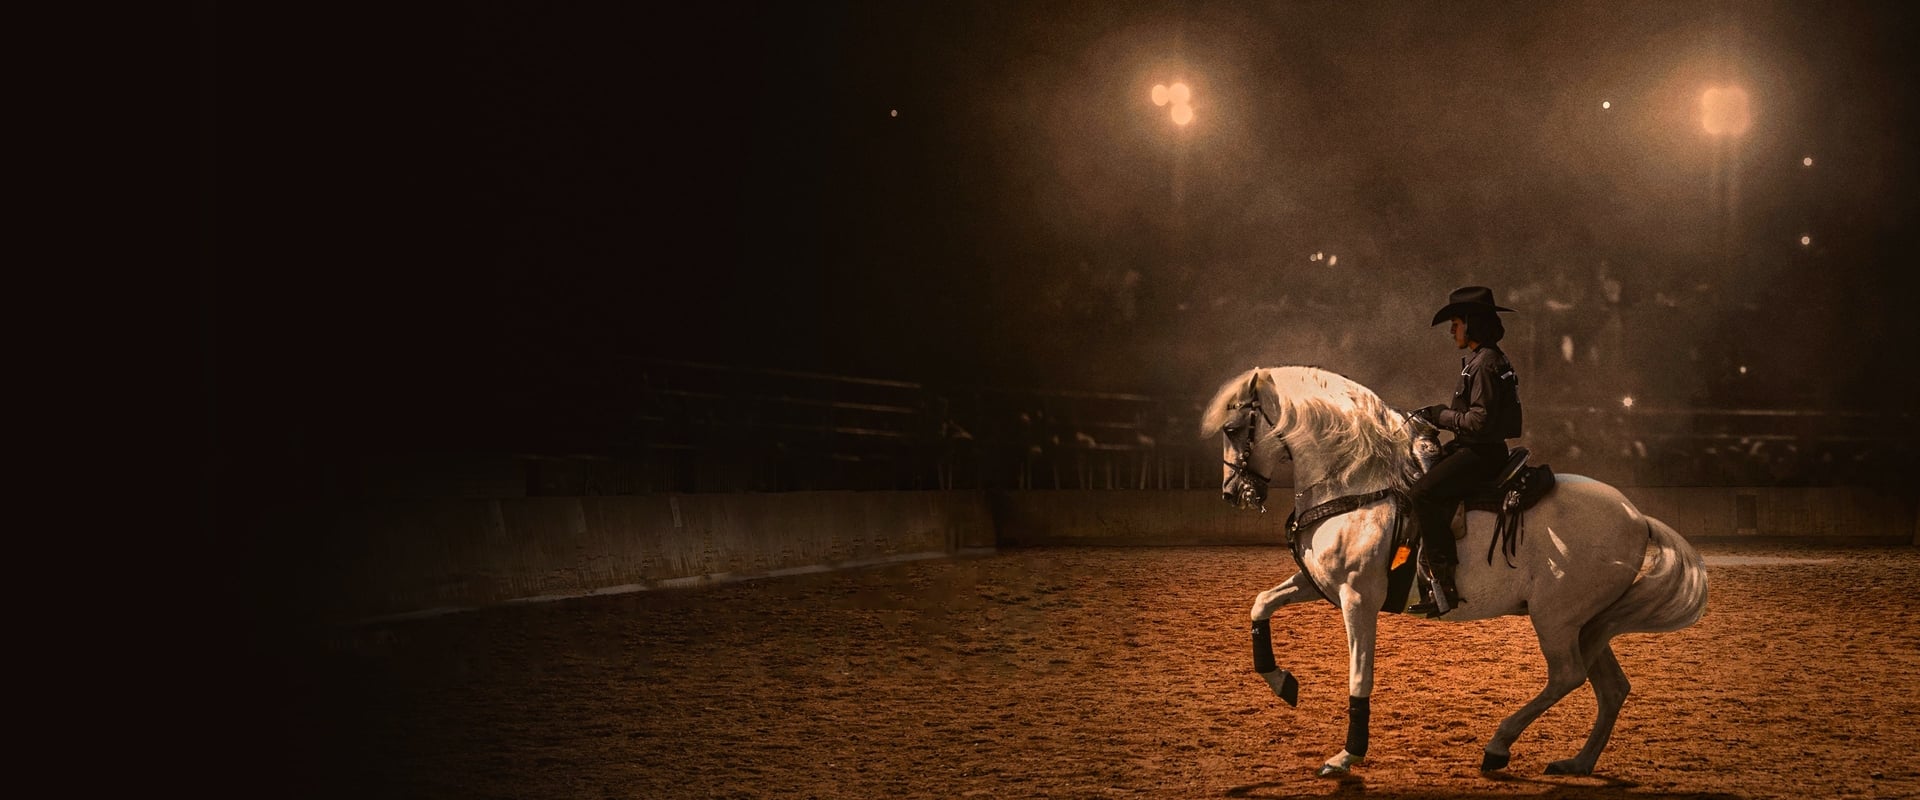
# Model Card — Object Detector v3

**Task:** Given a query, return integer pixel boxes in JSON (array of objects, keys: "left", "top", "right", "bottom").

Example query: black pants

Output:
[{"left": 1408, "top": 441, "right": 1508, "bottom": 567}]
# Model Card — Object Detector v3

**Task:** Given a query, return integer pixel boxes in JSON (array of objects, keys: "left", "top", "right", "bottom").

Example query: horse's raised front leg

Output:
[
  {"left": 1482, "top": 617, "right": 1589, "bottom": 772},
  {"left": 1249, "top": 572, "right": 1321, "bottom": 706},
  {"left": 1317, "top": 580, "right": 1378, "bottom": 778}
]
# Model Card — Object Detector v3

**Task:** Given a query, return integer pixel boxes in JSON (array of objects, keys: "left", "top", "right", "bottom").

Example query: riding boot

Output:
[
  {"left": 1432, "top": 561, "right": 1466, "bottom": 614},
  {"left": 1408, "top": 498, "right": 1465, "bottom": 617}
]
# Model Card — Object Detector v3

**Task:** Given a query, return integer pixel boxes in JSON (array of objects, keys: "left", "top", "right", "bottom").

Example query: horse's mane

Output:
[{"left": 1201, "top": 366, "right": 1413, "bottom": 491}]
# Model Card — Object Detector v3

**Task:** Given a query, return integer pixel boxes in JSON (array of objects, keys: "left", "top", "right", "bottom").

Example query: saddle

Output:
[{"left": 1450, "top": 447, "right": 1556, "bottom": 567}]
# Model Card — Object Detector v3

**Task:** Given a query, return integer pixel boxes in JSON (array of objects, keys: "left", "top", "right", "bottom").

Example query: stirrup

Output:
[{"left": 1411, "top": 564, "right": 1464, "bottom": 617}]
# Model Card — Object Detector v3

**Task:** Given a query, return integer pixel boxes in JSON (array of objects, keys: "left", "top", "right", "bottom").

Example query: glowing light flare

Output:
[
  {"left": 1738, "top": 365, "right": 1748, "bottom": 375},
  {"left": 1802, "top": 156, "right": 1813, "bottom": 167},
  {"left": 1152, "top": 81, "right": 1195, "bottom": 125},
  {"left": 1621, "top": 396, "right": 1636, "bottom": 409},
  {"left": 1800, "top": 235, "right": 1811, "bottom": 246},
  {"left": 890, "top": 109, "right": 898, "bottom": 117},
  {"left": 1601, "top": 100, "right": 1611, "bottom": 110},
  {"left": 1700, "top": 86, "right": 1752, "bottom": 136}
]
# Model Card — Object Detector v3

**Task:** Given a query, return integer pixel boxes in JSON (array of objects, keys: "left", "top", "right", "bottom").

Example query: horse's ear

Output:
[{"left": 1252, "top": 370, "right": 1281, "bottom": 429}]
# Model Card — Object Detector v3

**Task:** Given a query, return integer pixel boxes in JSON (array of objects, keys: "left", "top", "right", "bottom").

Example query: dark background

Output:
[
  {"left": 204, "top": 2, "right": 1920, "bottom": 539},
  {"left": 210, "top": 1, "right": 1920, "bottom": 459},
  {"left": 205, "top": 0, "right": 1920, "bottom": 602}
]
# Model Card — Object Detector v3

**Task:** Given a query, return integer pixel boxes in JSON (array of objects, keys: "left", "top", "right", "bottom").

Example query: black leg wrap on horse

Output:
[
  {"left": 1345, "top": 696, "right": 1371, "bottom": 758},
  {"left": 1251, "top": 618, "right": 1278, "bottom": 674}
]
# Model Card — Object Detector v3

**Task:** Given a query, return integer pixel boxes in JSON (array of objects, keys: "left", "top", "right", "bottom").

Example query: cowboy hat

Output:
[{"left": 1429, "top": 285, "right": 1517, "bottom": 326}]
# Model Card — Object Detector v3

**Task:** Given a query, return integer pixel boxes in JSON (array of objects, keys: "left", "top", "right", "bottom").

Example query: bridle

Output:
[{"left": 1222, "top": 374, "right": 1289, "bottom": 510}]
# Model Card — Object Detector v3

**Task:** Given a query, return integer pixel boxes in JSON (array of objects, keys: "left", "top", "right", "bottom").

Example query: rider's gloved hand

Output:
[{"left": 1413, "top": 405, "right": 1446, "bottom": 426}]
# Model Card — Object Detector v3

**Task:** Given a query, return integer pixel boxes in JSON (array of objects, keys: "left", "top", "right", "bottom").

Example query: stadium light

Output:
[
  {"left": 1151, "top": 81, "right": 1195, "bottom": 126},
  {"left": 1701, "top": 86, "right": 1752, "bottom": 136}
]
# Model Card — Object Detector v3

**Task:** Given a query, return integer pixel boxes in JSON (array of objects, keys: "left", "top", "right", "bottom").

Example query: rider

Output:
[{"left": 1409, "top": 286, "right": 1523, "bottom": 617}]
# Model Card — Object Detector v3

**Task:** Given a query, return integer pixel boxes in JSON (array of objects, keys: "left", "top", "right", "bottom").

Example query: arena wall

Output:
[
  {"left": 323, "top": 491, "right": 995, "bottom": 624},
  {"left": 988, "top": 490, "right": 1289, "bottom": 546},
  {"left": 990, "top": 487, "right": 1915, "bottom": 547},
  {"left": 1617, "top": 487, "right": 1915, "bottom": 542},
  {"left": 326, "top": 486, "right": 1913, "bottom": 624}
]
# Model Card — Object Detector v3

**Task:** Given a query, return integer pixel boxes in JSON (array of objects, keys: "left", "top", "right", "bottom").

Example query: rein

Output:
[{"left": 1222, "top": 373, "right": 1286, "bottom": 508}]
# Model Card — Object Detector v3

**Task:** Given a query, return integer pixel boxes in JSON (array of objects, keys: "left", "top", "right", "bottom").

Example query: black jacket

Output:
[{"left": 1435, "top": 344, "right": 1522, "bottom": 444}]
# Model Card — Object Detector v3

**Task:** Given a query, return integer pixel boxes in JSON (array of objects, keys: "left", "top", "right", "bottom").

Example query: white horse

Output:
[{"left": 1203, "top": 366, "right": 1708, "bottom": 778}]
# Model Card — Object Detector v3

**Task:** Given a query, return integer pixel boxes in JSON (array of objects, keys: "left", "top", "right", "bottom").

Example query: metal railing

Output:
[{"left": 346, "top": 358, "right": 1919, "bottom": 497}]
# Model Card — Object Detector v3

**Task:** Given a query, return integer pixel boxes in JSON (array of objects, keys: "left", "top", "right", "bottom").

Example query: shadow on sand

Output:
[{"left": 1224, "top": 771, "right": 1746, "bottom": 799}]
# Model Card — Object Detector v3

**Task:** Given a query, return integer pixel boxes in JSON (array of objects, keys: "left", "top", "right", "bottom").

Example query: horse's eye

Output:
[{"left": 1224, "top": 425, "right": 1239, "bottom": 434}]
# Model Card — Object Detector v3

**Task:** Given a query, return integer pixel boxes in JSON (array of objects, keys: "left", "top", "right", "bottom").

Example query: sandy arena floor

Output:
[{"left": 277, "top": 542, "right": 1920, "bottom": 799}]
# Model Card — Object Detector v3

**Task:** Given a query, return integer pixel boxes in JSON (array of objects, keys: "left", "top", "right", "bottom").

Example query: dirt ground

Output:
[{"left": 275, "top": 542, "right": 1920, "bottom": 799}]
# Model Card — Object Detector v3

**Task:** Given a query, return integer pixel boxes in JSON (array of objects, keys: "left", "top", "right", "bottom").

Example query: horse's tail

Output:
[{"left": 1589, "top": 516, "right": 1708, "bottom": 637}]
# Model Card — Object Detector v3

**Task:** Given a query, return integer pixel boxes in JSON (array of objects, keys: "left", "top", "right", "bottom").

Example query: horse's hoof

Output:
[
  {"left": 1315, "top": 759, "right": 1357, "bottom": 778},
  {"left": 1261, "top": 669, "right": 1299, "bottom": 707},
  {"left": 1545, "top": 759, "right": 1590, "bottom": 776},
  {"left": 1317, "top": 751, "right": 1361, "bottom": 778},
  {"left": 1480, "top": 751, "right": 1510, "bottom": 772}
]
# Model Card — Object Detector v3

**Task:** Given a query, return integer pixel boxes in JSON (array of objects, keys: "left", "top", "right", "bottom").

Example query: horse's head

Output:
[{"left": 1204, "top": 370, "right": 1292, "bottom": 511}]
